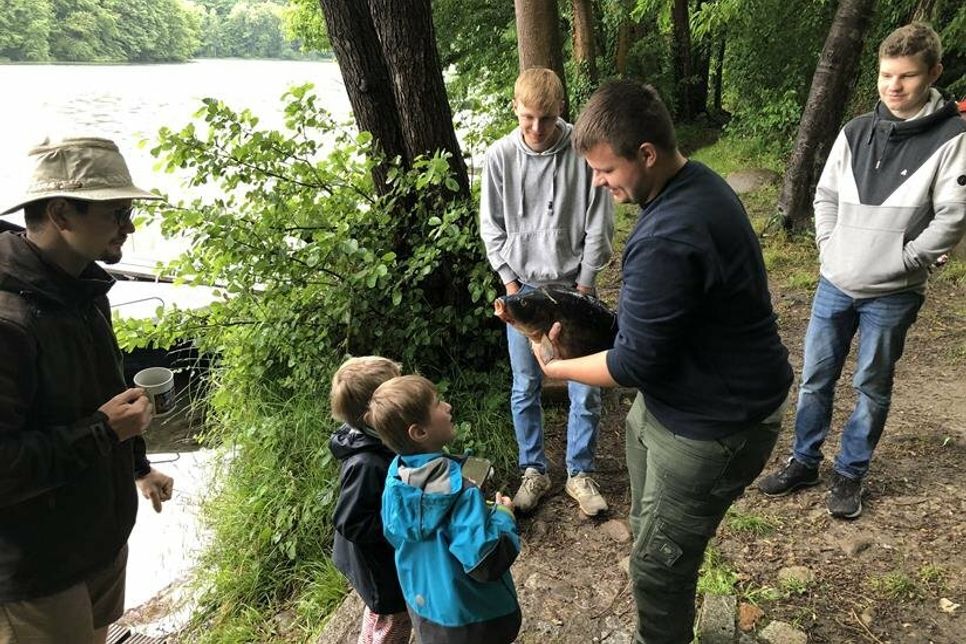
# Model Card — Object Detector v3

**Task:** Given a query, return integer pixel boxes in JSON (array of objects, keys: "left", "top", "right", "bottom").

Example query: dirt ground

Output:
[{"left": 510, "top": 271, "right": 965, "bottom": 643}]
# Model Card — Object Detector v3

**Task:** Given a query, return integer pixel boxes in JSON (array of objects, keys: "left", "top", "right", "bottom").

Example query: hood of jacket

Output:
[
  {"left": 383, "top": 452, "right": 464, "bottom": 541},
  {"left": 0, "top": 232, "right": 115, "bottom": 307},
  {"left": 870, "top": 88, "right": 959, "bottom": 143},
  {"left": 328, "top": 422, "right": 394, "bottom": 462}
]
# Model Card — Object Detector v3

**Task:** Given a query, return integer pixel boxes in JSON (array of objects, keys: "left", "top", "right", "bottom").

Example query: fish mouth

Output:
[{"left": 493, "top": 298, "right": 513, "bottom": 324}]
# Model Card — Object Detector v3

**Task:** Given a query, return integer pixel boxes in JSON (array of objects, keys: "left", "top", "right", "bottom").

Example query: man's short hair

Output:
[
  {"left": 514, "top": 68, "right": 565, "bottom": 113},
  {"left": 879, "top": 22, "right": 942, "bottom": 69},
  {"left": 573, "top": 79, "right": 677, "bottom": 159},
  {"left": 23, "top": 198, "right": 89, "bottom": 231},
  {"left": 330, "top": 356, "right": 402, "bottom": 429},
  {"left": 364, "top": 375, "right": 437, "bottom": 456}
]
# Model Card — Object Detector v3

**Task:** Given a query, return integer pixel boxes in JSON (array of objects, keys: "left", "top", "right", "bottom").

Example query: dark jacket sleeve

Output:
[
  {"left": 132, "top": 437, "right": 151, "bottom": 478},
  {"left": 0, "top": 320, "right": 119, "bottom": 508},
  {"left": 606, "top": 237, "right": 707, "bottom": 388},
  {"left": 333, "top": 455, "right": 390, "bottom": 544}
]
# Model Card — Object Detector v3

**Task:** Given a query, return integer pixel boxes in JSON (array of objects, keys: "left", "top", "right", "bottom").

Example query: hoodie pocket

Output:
[
  {"left": 503, "top": 228, "right": 577, "bottom": 283},
  {"left": 822, "top": 223, "right": 907, "bottom": 292}
]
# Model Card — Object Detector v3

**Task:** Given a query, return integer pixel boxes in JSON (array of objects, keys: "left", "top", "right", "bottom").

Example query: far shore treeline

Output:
[{"left": 0, "top": 0, "right": 327, "bottom": 63}]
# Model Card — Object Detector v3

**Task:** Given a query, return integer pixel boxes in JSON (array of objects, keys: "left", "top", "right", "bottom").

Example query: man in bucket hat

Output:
[{"left": 0, "top": 137, "right": 174, "bottom": 643}]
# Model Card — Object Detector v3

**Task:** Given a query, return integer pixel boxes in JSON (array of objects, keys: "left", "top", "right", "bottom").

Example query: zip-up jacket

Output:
[
  {"left": 480, "top": 119, "right": 614, "bottom": 288},
  {"left": 815, "top": 89, "right": 966, "bottom": 298},
  {"left": 329, "top": 423, "right": 406, "bottom": 615},
  {"left": 382, "top": 452, "right": 521, "bottom": 644},
  {"left": 0, "top": 231, "right": 150, "bottom": 601}
]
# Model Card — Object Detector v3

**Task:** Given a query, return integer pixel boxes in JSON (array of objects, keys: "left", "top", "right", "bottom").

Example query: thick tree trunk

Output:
[
  {"left": 514, "top": 0, "right": 570, "bottom": 120},
  {"left": 671, "top": 0, "right": 695, "bottom": 119},
  {"left": 779, "top": 0, "right": 877, "bottom": 230},
  {"left": 315, "top": 0, "right": 406, "bottom": 195},
  {"left": 369, "top": 0, "right": 469, "bottom": 198},
  {"left": 571, "top": 0, "right": 598, "bottom": 83}
]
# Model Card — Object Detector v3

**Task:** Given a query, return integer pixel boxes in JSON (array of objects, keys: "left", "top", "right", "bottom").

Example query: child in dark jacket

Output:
[
  {"left": 329, "top": 356, "right": 411, "bottom": 644},
  {"left": 366, "top": 375, "right": 521, "bottom": 644}
]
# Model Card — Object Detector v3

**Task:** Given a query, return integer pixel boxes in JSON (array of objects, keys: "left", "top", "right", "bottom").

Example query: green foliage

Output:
[
  {"left": 0, "top": 0, "right": 53, "bottom": 61},
  {"left": 698, "top": 545, "right": 738, "bottom": 595},
  {"left": 281, "top": 0, "right": 331, "bottom": 54},
  {"left": 118, "top": 85, "right": 501, "bottom": 381},
  {"left": 725, "top": 508, "right": 781, "bottom": 536},
  {"left": 868, "top": 570, "right": 921, "bottom": 600}
]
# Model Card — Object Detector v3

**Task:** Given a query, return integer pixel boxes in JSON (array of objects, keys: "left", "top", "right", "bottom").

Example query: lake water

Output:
[{"left": 0, "top": 58, "right": 352, "bottom": 267}]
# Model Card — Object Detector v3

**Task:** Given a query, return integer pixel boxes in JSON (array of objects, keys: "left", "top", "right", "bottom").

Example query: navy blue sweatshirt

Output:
[{"left": 606, "top": 161, "right": 792, "bottom": 439}]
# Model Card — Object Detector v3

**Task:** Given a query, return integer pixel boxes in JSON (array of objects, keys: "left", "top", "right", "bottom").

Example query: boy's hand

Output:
[{"left": 494, "top": 492, "right": 514, "bottom": 511}]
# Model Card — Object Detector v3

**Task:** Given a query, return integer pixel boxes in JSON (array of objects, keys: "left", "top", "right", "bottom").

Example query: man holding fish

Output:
[
  {"left": 531, "top": 80, "right": 793, "bottom": 643},
  {"left": 480, "top": 68, "right": 615, "bottom": 517}
]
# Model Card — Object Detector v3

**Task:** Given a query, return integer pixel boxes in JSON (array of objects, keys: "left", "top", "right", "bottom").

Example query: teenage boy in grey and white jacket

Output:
[
  {"left": 759, "top": 22, "right": 966, "bottom": 518},
  {"left": 480, "top": 68, "right": 614, "bottom": 517}
]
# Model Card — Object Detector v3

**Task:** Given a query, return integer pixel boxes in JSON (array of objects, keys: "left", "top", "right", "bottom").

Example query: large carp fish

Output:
[{"left": 493, "top": 286, "right": 617, "bottom": 361}]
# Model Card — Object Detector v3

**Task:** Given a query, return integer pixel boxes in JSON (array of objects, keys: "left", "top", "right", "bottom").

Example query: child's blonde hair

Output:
[
  {"left": 330, "top": 356, "right": 402, "bottom": 429},
  {"left": 514, "top": 68, "right": 565, "bottom": 113},
  {"left": 364, "top": 375, "right": 437, "bottom": 455}
]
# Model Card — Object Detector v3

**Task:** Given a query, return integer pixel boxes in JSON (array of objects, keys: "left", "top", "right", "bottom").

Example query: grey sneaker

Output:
[
  {"left": 513, "top": 467, "right": 551, "bottom": 514},
  {"left": 827, "top": 472, "right": 862, "bottom": 519},
  {"left": 566, "top": 473, "right": 608, "bottom": 516},
  {"left": 758, "top": 457, "right": 820, "bottom": 497}
]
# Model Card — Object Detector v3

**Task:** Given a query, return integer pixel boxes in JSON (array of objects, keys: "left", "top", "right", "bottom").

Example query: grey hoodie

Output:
[
  {"left": 479, "top": 119, "right": 614, "bottom": 288},
  {"left": 815, "top": 88, "right": 966, "bottom": 298}
]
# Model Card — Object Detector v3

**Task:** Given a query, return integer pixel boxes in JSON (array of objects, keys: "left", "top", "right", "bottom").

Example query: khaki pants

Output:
[{"left": 0, "top": 545, "right": 127, "bottom": 644}]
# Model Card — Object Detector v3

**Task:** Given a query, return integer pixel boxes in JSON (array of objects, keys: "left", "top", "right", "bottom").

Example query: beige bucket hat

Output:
[{"left": 1, "top": 137, "right": 160, "bottom": 216}]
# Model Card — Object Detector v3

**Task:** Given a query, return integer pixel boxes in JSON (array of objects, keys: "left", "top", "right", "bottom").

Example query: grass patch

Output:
[
  {"left": 741, "top": 584, "right": 784, "bottom": 605},
  {"left": 689, "top": 134, "right": 785, "bottom": 176},
  {"left": 917, "top": 564, "right": 947, "bottom": 592},
  {"left": 698, "top": 545, "right": 738, "bottom": 596},
  {"left": 868, "top": 570, "right": 921, "bottom": 600},
  {"left": 934, "top": 257, "right": 966, "bottom": 286},
  {"left": 778, "top": 576, "right": 812, "bottom": 596},
  {"left": 725, "top": 508, "right": 781, "bottom": 536}
]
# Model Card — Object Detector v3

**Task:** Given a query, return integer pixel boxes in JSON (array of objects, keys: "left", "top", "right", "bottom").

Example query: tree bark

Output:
[
  {"left": 369, "top": 0, "right": 469, "bottom": 198},
  {"left": 778, "top": 0, "right": 877, "bottom": 230},
  {"left": 571, "top": 0, "right": 598, "bottom": 83},
  {"left": 712, "top": 33, "right": 725, "bottom": 114},
  {"left": 315, "top": 0, "right": 406, "bottom": 195},
  {"left": 514, "top": 0, "right": 570, "bottom": 120},
  {"left": 670, "top": 0, "right": 695, "bottom": 119}
]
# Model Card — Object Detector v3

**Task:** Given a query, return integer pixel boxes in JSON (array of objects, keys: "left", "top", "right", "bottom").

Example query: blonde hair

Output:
[
  {"left": 330, "top": 356, "right": 402, "bottom": 429},
  {"left": 364, "top": 375, "right": 437, "bottom": 455},
  {"left": 514, "top": 68, "right": 565, "bottom": 113},
  {"left": 879, "top": 23, "right": 942, "bottom": 69}
]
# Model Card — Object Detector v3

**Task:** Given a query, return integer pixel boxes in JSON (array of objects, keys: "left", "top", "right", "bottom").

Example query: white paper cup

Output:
[{"left": 133, "top": 367, "right": 176, "bottom": 417}]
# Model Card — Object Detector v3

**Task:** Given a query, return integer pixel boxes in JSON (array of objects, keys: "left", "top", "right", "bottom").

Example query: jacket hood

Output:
[
  {"left": 871, "top": 88, "right": 959, "bottom": 141},
  {"left": 384, "top": 453, "right": 464, "bottom": 540},
  {"left": 0, "top": 232, "right": 114, "bottom": 306},
  {"left": 328, "top": 423, "right": 393, "bottom": 461}
]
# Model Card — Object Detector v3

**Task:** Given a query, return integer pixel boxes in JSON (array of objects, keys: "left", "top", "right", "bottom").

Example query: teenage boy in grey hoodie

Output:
[
  {"left": 480, "top": 68, "right": 614, "bottom": 516},
  {"left": 759, "top": 23, "right": 966, "bottom": 518}
]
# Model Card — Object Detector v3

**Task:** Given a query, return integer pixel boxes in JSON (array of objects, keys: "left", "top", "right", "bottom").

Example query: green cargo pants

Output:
[{"left": 625, "top": 393, "right": 782, "bottom": 644}]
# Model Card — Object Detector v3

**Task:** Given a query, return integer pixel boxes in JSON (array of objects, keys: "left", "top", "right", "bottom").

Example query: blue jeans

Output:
[
  {"left": 506, "top": 296, "right": 602, "bottom": 475},
  {"left": 792, "top": 278, "right": 923, "bottom": 479}
]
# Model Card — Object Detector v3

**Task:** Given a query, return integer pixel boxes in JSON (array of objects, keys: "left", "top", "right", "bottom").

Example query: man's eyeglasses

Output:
[{"left": 110, "top": 206, "right": 135, "bottom": 226}]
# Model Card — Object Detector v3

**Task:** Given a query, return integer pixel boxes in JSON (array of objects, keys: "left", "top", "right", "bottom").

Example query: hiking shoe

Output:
[
  {"left": 757, "top": 458, "right": 820, "bottom": 497},
  {"left": 513, "top": 467, "right": 551, "bottom": 514},
  {"left": 827, "top": 472, "right": 863, "bottom": 519},
  {"left": 566, "top": 473, "right": 608, "bottom": 516}
]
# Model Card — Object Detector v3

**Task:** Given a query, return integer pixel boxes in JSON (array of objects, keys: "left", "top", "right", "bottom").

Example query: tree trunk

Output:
[
  {"left": 369, "top": 0, "right": 469, "bottom": 198},
  {"left": 712, "top": 33, "right": 725, "bottom": 113},
  {"left": 514, "top": 0, "right": 570, "bottom": 120},
  {"left": 778, "top": 0, "right": 877, "bottom": 230},
  {"left": 691, "top": 0, "right": 710, "bottom": 116},
  {"left": 315, "top": 0, "right": 406, "bottom": 195},
  {"left": 670, "top": 0, "right": 695, "bottom": 119},
  {"left": 571, "top": 0, "right": 598, "bottom": 83}
]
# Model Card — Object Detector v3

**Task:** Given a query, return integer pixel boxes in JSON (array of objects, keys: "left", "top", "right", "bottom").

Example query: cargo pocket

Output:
[{"left": 649, "top": 527, "right": 684, "bottom": 567}]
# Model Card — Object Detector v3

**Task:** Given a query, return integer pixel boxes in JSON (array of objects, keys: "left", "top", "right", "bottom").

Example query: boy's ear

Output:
[{"left": 407, "top": 423, "right": 425, "bottom": 443}]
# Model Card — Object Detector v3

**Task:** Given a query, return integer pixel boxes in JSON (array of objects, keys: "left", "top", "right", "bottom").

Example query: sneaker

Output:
[
  {"left": 757, "top": 458, "right": 820, "bottom": 497},
  {"left": 513, "top": 467, "right": 551, "bottom": 514},
  {"left": 827, "top": 472, "right": 863, "bottom": 519},
  {"left": 565, "top": 473, "right": 608, "bottom": 516}
]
